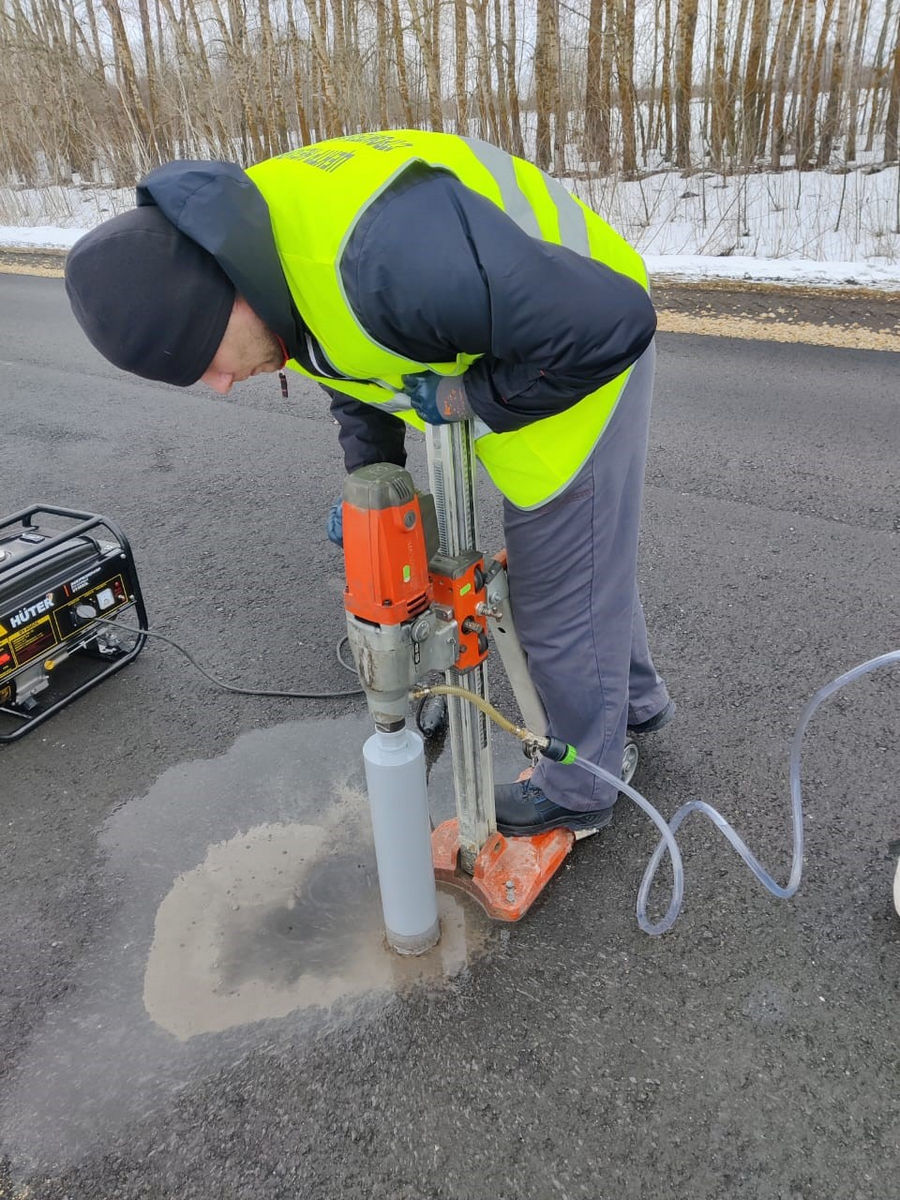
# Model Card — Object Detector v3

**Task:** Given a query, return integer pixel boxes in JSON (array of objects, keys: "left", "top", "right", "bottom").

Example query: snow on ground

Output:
[
  {"left": 642, "top": 254, "right": 900, "bottom": 288},
  {"left": 2, "top": 165, "right": 899, "bottom": 289}
]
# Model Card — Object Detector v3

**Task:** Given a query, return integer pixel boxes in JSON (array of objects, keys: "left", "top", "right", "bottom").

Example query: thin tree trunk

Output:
[
  {"left": 207, "top": 0, "right": 265, "bottom": 158},
  {"left": 493, "top": 0, "right": 512, "bottom": 149},
  {"left": 770, "top": 0, "right": 802, "bottom": 167},
  {"left": 389, "top": 0, "right": 415, "bottom": 126},
  {"left": 431, "top": 0, "right": 441, "bottom": 125},
  {"left": 615, "top": 0, "right": 638, "bottom": 175},
  {"left": 259, "top": 0, "right": 288, "bottom": 153},
  {"left": 136, "top": 0, "right": 162, "bottom": 158},
  {"left": 584, "top": 0, "right": 610, "bottom": 165},
  {"left": 674, "top": 0, "right": 697, "bottom": 168},
  {"left": 454, "top": 0, "right": 468, "bottom": 133},
  {"left": 302, "top": 0, "right": 344, "bottom": 138},
  {"left": 796, "top": 0, "right": 818, "bottom": 166},
  {"left": 866, "top": 0, "right": 895, "bottom": 150},
  {"left": 844, "top": 0, "right": 870, "bottom": 161},
  {"left": 505, "top": 0, "right": 525, "bottom": 154},
  {"left": 376, "top": 0, "right": 390, "bottom": 128},
  {"left": 660, "top": 0, "right": 674, "bottom": 159},
  {"left": 800, "top": 0, "right": 839, "bottom": 159},
  {"left": 885, "top": 8, "right": 900, "bottom": 160},
  {"left": 534, "top": 0, "right": 559, "bottom": 170},
  {"left": 100, "top": 0, "right": 153, "bottom": 170},
  {"left": 81, "top": 0, "right": 104, "bottom": 68},
  {"left": 330, "top": 0, "right": 347, "bottom": 136},
  {"left": 473, "top": 0, "right": 500, "bottom": 142},
  {"left": 756, "top": 0, "right": 789, "bottom": 156},
  {"left": 285, "top": 0, "right": 313, "bottom": 143},
  {"left": 818, "top": 0, "right": 851, "bottom": 165},
  {"left": 408, "top": 0, "right": 444, "bottom": 130},
  {"left": 646, "top": 0, "right": 661, "bottom": 157},
  {"left": 724, "top": 0, "right": 750, "bottom": 160},
  {"left": 742, "top": 0, "right": 769, "bottom": 161},
  {"left": 709, "top": 0, "right": 728, "bottom": 167}
]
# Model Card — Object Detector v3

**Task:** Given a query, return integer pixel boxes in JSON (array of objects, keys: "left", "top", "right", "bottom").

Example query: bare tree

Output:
[
  {"left": 534, "top": 0, "right": 560, "bottom": 170},
  {"left": 868, "top": 0, "right": 896, "bottom": 152},
  {"left": 493, "top": 0, "right": 513, "bottom": 149},
  {"left": 818, "top": 0, "right": 851, "bottom": 164},
  {"left": 389, "top": 0, "right": 415, "bottom": 127},
  {"left": 285, "top": 0, "right": 313, "bottom": 143},
  {"left": 302, "top": 0, "right": 344, "bottom": 138},
  {"left": 659, "top": 0, "right": 674, "bottom": 159},
  {"left": 885, "top": 6, "right": 900, "bottom": 160},
  {"left": 796, "top": 0, "right": 818, "bottom": 166},
  {"left": 407, "top": 0, "right": 444, "bottom": 131},
  {"left": 709, "top": 0, "right": 729, "bottom": 167},
  {"left": 473, "top": 0, "right": 500, "bottom": 142},
  {"left": 504, "top": 0, "right": 525, "bottom": 155},
  {"left": 136, "top": 0, "right": 163, "bottom": 158},
  {"left": 100, "top": 0, "right": 153, "bottom": 168},
  {"left": 674, "top": 0, "right": 697, "bottom": 167},
  {"left": 584, "top": 0, "right": 612, "bottom": 168},
  {"left": 769, "top": 0, "right": 802, "bottom": 167},
  {"left": 258, "top": 0, "right": 288, "bottom": 153},
  {"left": 742, "top": 0, "right": 769, "bottom": 160},
  {"left": 454, "top": 0, "right": 468, "bottom": 133},
  {"left": 844, "top": 0, "right": 871, "bottom": 161}
]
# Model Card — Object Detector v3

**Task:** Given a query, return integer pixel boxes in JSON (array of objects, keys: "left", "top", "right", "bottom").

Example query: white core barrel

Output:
[{"left": 363, "top": 725, "right": 440, "bottom": 954}]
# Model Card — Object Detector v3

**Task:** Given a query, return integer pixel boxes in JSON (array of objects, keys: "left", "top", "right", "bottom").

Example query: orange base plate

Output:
[{"left": 431, "top": 819, "right": 574, "bottom": 921}]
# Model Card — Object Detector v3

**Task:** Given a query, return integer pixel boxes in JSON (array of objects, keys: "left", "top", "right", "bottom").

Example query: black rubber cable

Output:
[{"left": 90, "top": 617, "right": 364, "bottom": 700}]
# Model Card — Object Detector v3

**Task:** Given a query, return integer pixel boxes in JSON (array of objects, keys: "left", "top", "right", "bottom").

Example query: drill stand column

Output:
[
  {"left": 425, "top": 423, "right": 574, "bottom": 916},
  {"left": 424, "top": 422, "right": 495, "bottom": 873}
]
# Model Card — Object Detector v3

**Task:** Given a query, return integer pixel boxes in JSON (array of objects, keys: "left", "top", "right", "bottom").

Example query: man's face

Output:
[{"left": 200, "top": 296, "right": 284, "bottom": 394}]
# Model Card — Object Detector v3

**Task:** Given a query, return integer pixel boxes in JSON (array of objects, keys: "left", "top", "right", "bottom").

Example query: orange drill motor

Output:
[{"left": 341, "top": 463, "right": 488, "bottom": 728}]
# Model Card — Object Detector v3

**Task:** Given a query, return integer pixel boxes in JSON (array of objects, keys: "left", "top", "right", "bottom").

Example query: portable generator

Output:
[{"left": 0, "top": 504, "right": 147, "bottom": 742}]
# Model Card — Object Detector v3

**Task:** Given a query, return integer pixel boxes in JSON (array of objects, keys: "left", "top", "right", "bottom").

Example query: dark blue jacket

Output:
[{"left": 138, "top": 159, "right": 657, "bottom": 472}]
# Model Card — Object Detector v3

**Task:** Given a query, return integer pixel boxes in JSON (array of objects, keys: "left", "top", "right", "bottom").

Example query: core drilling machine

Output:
[{"left": 340, "top": 421, "right": 638, "bottom": 953}]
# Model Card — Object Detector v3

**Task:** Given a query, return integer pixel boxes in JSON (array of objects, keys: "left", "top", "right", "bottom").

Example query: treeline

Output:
[{"left": 1, "top": 0, "right": 899, "bottom": 186}]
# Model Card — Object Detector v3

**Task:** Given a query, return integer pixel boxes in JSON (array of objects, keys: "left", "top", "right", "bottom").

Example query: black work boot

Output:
[
  {"left": 494, "top": 780, "right": 614, "bottom": 838},
  {"left": 628, "top": 698, "right": 676, "bottom": 736}
]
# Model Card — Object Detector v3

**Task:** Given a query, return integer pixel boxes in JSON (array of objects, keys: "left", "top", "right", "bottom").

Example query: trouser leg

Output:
[
  {"left": 628, "top": 584, "right": 669, "bottom": 726},
  {"left": 501, "top": 342, "right": 668, "bottom": 813}
]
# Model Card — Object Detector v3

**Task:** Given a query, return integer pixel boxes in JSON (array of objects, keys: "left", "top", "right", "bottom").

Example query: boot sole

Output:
[{"left": 496, "top": 809, "right": 614, "bottom": 838}]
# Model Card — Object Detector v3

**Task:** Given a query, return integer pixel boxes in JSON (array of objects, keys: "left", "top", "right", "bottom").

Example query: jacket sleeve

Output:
[
  {"left": 341, "top": 168, "right": 657, "bottom": 434},
  {"left": 326, "top": 387, "right": 407, "bottom": 472}
]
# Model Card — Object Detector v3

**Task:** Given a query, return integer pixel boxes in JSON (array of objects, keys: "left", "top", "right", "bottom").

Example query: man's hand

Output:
[
  {"left": 326, "top": 498, "right": 343, "bottom": 547},
  {"left": 402, "top": 372, "right": 472, "bottom": 425}
]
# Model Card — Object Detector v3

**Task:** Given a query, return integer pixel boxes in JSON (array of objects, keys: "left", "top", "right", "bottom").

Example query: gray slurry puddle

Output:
[
  {"left": 144, "top": 818, "right": 490, "bottom": 1041},
  {"left": 1, "top": 712, "right": 520, "bottom": 1172}
]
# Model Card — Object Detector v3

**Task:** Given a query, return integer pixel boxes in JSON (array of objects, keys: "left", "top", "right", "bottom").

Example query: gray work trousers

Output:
[{"left": 502, "top": 341, "right": 669, "bottom": 812}]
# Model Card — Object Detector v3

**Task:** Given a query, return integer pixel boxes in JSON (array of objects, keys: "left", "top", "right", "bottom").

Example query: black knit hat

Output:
[{"left": 65, "top": 206, "right": 235, "bottom": 387}]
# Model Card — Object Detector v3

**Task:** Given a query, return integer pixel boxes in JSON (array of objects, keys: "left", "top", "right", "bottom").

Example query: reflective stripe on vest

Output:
[{"left": 246, "top": 131, "right": 648, "bottom": 509}]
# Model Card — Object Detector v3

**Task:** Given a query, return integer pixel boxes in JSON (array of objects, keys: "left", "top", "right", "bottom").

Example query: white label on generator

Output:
[{"left": 97, "top": 588, "right": 115, "bottom": 611}]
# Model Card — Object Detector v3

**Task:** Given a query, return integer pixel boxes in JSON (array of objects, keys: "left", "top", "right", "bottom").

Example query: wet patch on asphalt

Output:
[{"left": 0, "top": 713, "right": 505, "bottom": 1172}]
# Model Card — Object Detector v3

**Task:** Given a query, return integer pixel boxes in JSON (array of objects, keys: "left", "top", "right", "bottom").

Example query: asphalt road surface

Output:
[{"left": 1, "top": 273, "right": 898, "bottom": 1200}]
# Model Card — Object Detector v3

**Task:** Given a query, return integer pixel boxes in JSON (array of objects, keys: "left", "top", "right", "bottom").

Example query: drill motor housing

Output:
[{"left": 341, "top": 464, "right": 489, "bottom": 728}]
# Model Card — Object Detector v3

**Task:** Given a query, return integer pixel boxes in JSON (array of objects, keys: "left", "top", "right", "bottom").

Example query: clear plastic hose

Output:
[{"left": 573, "top": 650, "right": 900, "bottom": 936}]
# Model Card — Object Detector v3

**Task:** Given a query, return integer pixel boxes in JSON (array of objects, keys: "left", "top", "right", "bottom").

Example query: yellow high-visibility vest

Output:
[{"left": 247, "top": 130, "right": 649, "bottom": 509}]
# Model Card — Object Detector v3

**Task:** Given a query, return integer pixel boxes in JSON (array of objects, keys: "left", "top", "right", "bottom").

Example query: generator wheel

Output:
[{"left": 622, "top": 739, "right": 639, "bottom": 786}]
